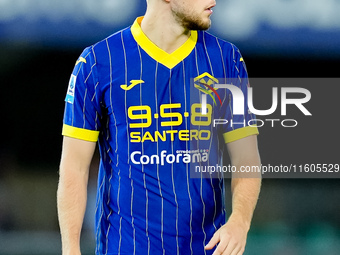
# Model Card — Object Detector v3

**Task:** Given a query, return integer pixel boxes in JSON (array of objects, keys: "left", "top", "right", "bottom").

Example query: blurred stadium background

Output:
[{"left": 0, "top": 0, "right": 340, "bottom": 254}]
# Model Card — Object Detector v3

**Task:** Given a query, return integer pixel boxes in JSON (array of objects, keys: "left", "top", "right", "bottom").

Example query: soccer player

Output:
[{"left": 57, "top": 0, "right": 262, "bottom": 254}]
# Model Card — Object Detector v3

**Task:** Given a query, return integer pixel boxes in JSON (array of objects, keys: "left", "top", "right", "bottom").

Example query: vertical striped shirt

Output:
[{"left": 63, "top": 17, "right": 258, "bottom": 255}]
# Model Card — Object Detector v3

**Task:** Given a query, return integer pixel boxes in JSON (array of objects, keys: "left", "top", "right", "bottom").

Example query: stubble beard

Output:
[{"left": 172, "top": 8, "right": 211, "bottom": 31}]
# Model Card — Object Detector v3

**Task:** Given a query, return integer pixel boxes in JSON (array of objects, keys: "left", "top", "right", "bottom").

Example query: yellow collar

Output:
[{"left": 131, "top": 17, "right": 198, "bottom": 69}]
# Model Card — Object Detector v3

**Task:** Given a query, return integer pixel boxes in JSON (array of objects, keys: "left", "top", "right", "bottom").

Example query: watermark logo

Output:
[
  {"left": 196, "top": 78, "right": 312, "bottom": 128},
  {"left": 202, "top": 84, "right": 312, "bottom": 116}
]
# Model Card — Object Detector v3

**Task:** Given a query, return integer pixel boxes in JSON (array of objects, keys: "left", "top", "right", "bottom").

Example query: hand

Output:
[{"left": 205, "top": 216, "right": 249, "bottom": 255}]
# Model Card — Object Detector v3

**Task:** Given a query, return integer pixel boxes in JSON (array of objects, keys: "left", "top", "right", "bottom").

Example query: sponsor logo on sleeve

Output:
[{"left": 65, "top": 74, "right": 77, "bottom": 104}]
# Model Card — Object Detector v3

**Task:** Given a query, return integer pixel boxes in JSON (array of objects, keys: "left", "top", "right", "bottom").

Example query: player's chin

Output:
[
  {"left": 186, "top": 17, "right": 211, "bottom": 31},
  {"left": 202, "top": 14, "right": 212, "bottom": 27},
  {"left": 200, "top": 19, "right": 212, "bottom": 30}
]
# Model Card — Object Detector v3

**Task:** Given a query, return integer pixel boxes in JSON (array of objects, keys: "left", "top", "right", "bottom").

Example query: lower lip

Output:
[{"left": 205, "top": 9, "right": 213, "bottom": 14}]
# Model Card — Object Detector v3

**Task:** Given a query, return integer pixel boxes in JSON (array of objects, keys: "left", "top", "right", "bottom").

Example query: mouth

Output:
[{"left": 205, "top": 3, "right": 216, "bottom": 14}]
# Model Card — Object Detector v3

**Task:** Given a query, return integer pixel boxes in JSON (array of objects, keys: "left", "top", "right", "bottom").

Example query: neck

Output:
[{"left": 141, "top": 4, "right": 191, "bottom": 54}]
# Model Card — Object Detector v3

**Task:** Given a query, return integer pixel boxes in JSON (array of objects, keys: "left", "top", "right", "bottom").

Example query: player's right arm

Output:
[{"left": 57, "top": 136, "right": 96, "bottom": 255}]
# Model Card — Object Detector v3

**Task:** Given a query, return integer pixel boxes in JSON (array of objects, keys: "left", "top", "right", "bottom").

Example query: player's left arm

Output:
[{"left": 205, "top": 134, "right": 261, "bottom": 255}]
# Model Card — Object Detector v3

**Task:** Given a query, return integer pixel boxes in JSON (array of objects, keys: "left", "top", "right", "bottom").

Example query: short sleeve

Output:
[
  {"left": 62, "top": 46, "right": 102, "bottom": 142},
  {"left": 221, "top": 45, "right": 259, "bottom": 143}
]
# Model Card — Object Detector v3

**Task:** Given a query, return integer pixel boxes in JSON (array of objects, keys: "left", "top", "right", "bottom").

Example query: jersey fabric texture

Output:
[{"left": 62, "top": 17, "right": 258, "bottom": 255}]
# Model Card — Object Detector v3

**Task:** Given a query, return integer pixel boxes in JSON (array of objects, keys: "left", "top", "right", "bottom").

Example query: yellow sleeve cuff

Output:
[
  {"left": 223, "top": 126, "right": 259, "bottom": 144},
  {"left": 62, "top": 124, "right": 99, "bottom": 142}
]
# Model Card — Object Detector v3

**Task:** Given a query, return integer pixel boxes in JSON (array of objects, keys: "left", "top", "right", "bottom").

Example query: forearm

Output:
[
  {"left": 227, "top": 135, "right": 262, "bottom": 229},
  {"left": 230, "top": 177, "right": 261, "bottom": 229},
  {"left": 205, "top": 163, "right": 261, "bottom": 253},
  {"left": 57, "top": 164, "right": 89, "bottom": 254},
  {"left": 57, "top": 137, "right": 96, "bottom": 254}
]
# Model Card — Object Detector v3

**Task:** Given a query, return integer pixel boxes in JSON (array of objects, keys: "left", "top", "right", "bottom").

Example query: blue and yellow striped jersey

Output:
[{"left": 63, "top": 17, "right": 258, "bottom": 255}]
